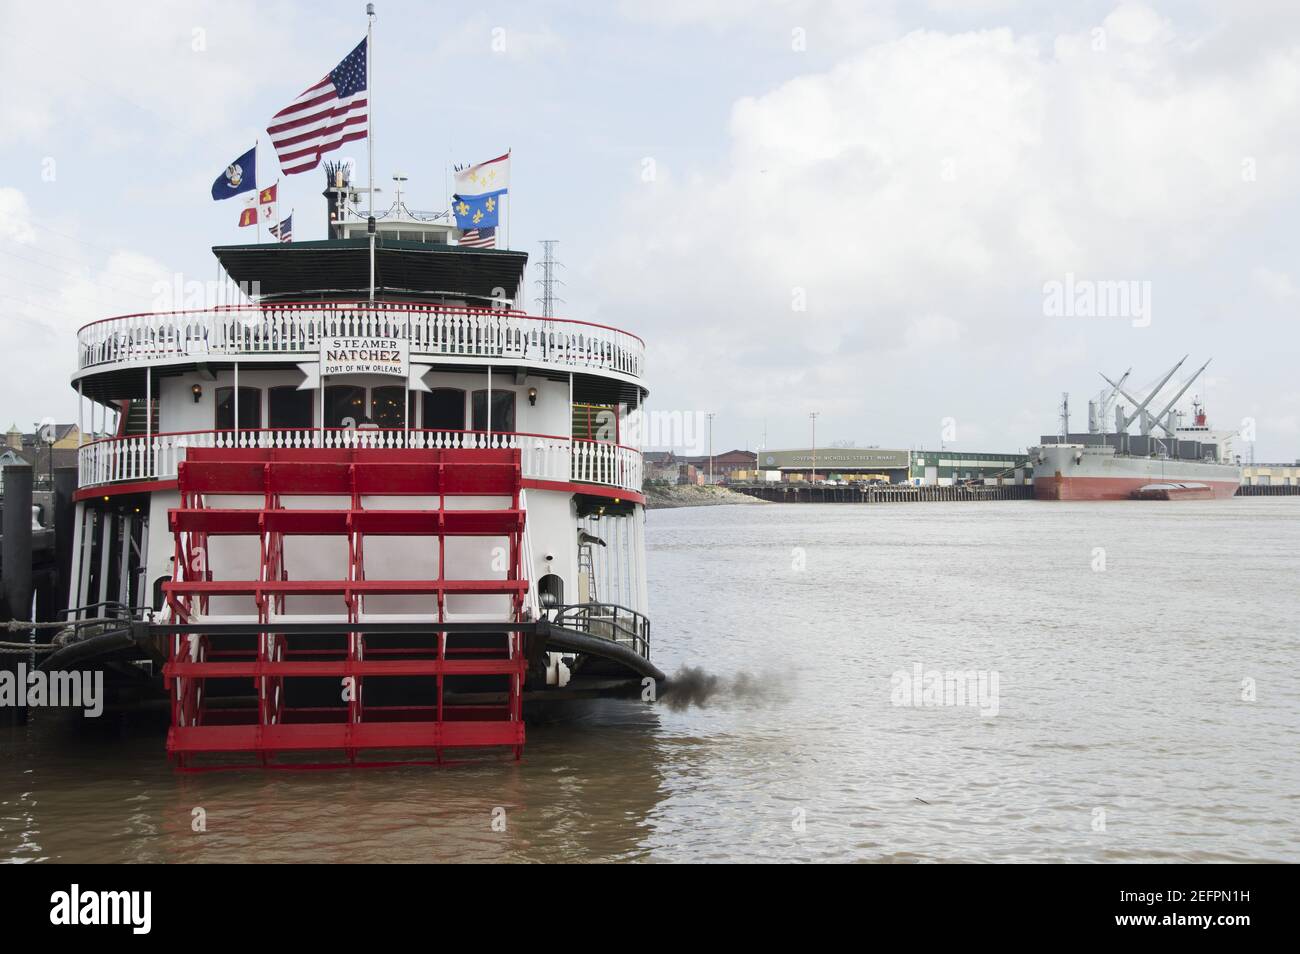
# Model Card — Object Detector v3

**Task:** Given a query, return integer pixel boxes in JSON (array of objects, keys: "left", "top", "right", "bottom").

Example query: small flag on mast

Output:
[
  {"left": 259, "top": 183, "right": 278, "bottom": 233},
  {"left": 452, "top": 152, "right": 509, "bottom": 250},
  {"left": 453, "top": 152, "right": 510, "bottom": 195},
  {"left": 458, "top": 227, "right": 495, "bottom": 249},
  {"left": 269, "top": 213, "right": 293, "bottom": 243},
  {"left": 211, "top": 146, "right": 257, "bottom": 200},
  {"left": 267, "top": 38, "right": 368, "bottom": 176},
  {"left": 237, "top": 205, "right": 258, "bottom": 228},
  {"left": 451, "top": 192, "right": 503, "bottom": 231}
]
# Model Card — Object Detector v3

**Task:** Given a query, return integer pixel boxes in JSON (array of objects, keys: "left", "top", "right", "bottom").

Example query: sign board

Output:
[
  {"left": 761, "top": 448, "right": 911, "bottom": 470},
  {"left": 319, "top": 336, "right": 409, "bottom": 377}
]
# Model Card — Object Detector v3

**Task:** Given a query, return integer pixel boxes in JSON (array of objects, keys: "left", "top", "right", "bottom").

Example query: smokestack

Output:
[{"left": 322, "top": 161, "right": 351, "bottom": 240}]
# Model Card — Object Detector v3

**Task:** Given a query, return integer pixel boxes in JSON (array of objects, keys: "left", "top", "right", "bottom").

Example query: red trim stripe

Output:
[
  {"left": 75, "top": 478, "right": 178, "bottom": 502},
  {"left": 78, "top": 476, "right": 644, "bottom": 506}
]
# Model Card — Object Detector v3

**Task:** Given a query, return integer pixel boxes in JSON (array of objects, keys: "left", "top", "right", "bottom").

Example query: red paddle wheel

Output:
[{"left": 162, "top": 447, "right": 528, "bottom": 766}]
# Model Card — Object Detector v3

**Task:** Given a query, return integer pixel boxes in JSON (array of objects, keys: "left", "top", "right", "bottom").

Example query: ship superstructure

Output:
[
  {"left": 1030, "top": 356, "right": 1241, "bottom": 501},
  {"left": 57, "top": 171, "right": 659, "bottom": 765}
]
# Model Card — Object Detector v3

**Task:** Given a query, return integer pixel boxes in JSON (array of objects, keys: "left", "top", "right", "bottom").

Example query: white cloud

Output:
[
  {"left": 594, "top": 4, "right": 1300, "bottom": 451},
  {"left": 0, "top": 1, "right": 330, "bottom": 151},
  {"left": 432, "top": 17, "right": 567, "bottom": 61},
  {"left": 1251, "top": 266, "right": 1298, "bottom": 301},
  {"left": 0, "top": 188, "right": 36, "bottom": 244},
  {"left": 0, "top": 187, "right": 173, "bottom": 421},
  {"left": 617, "top": 0, "right": 900, "bottom": 50}
]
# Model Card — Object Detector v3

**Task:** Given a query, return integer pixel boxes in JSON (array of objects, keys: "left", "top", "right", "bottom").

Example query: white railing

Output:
[
  {"left": 76, "top": 303, "right": 644, "bottom": 380},
  {"left": 77, "top": 428, "right": 643, "bottom": 496},
  {"left": 518, "top": 490, "right": 542, "bottom": 622}
]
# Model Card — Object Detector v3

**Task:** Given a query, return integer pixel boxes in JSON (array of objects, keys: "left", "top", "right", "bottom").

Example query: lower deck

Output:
[{"left": 55, "top": 446, "right": 655, "bottom": 765}]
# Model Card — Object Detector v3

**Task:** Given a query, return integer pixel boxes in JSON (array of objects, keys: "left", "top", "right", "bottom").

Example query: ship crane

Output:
[
  {"left": 1092, "top": 368, "right": 1130, "bottom": 434},
  {"left": 1100, "top": 355, "right": 1187, "bottom": 435},
  {"left": 1143, "top": 358, "right": 1211, "bottom": 437},
  {"left": 1101, "top": 357, "right": 1210, "bottom": 438}
]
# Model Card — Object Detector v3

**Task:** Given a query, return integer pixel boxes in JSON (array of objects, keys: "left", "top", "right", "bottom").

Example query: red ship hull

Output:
[{"left": 1034, "top": 475, "right": 1240, "bottom": 501}]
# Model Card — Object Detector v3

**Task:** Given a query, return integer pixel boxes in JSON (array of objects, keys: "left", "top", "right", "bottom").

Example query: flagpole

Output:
[
  {"left": 257, "top": 139, "right": 263, "bottom": 245},
  {"left": 367, "top": 2, "right": 376, "bottom": 302}
]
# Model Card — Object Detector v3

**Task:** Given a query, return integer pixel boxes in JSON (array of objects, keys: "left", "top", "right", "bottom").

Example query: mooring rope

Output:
[
  {"left": 0, "top": 642, "right": 58, "bottom": 654},
  {"left": 3, "top": 618, "right": 123, "bottom": 632},
  {"left": 1, "top": 617, "right": 138, "bottom": 655}
]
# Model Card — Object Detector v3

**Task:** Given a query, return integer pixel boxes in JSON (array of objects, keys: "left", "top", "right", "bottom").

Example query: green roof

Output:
[{"left": 213, "top": 237, "right": 529, "bottom": 305}]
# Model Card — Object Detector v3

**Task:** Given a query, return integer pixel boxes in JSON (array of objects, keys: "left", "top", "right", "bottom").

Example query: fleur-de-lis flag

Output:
[{"left": 451, "top": 191, "right": 504, "bottom": 231}]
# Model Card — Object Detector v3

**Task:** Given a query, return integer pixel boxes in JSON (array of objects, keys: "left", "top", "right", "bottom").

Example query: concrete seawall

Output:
[{"left": 732, "top": 483, "right": 1036, "bottom": 504}]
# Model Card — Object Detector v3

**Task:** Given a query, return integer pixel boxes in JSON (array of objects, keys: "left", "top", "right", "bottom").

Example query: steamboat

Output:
[
  {"left": 48, "top": 167, "right": 660, "bottom": 765},
  {"left": 1030, "top": 356, "right": 1241, "bottom": 501}
]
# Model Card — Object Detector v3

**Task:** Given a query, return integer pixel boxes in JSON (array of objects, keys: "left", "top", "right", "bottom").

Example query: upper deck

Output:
[
  {"left": 73, "top": 234, "right": 645, "bottom": 394},
  {"left": 73, "top": 300, "right": 645, "bottom": 389}
]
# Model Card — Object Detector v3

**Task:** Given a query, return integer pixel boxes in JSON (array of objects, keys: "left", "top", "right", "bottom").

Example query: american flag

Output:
[
  {"left": 269, "top": 214, "right": 293, "bottom": 243},
  {"left": 267, "top": 39, "right": 368, "bottom": 176},
  {"left": 459, "top": 227, "right": 496, "bottom": 249}
]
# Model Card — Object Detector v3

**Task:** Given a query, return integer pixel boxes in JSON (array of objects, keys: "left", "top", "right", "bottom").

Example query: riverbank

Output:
[{"left": 644, "top": 483, "right": 768, "bottom": 510}]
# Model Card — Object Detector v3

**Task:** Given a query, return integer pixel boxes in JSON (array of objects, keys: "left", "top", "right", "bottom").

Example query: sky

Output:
[{"left": 2, "top": 0, "right": 1299, "bottom": 459}]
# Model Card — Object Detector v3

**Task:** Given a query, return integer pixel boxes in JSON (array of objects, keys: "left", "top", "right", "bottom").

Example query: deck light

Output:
[
  {"left": 191, "top": 384, "right": 203, "bottom": 403},
  {"left": 528, "top": 387, "right": 537, "bottom": 406}
]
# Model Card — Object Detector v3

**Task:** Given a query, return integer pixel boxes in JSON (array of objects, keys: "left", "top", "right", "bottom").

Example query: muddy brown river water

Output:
[{"left": 2, "top": 499, "right": 1297, "bottom": 862}]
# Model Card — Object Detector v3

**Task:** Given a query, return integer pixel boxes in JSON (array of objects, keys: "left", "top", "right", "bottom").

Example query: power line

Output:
[
  {"left": 533, "top": 239, "right": 565, "bottom": 318},
  {"left": 0, "top": 293, "right": 70, "bottom": 329},
  {"left": 0, "top": 249, "right": 159, "bottom": 298},
  {"left": 22, "top": 216, "right": 160, "bottom": 261},
  {"left": 0, "top": 270, "right": 152, "bottom": 308}
]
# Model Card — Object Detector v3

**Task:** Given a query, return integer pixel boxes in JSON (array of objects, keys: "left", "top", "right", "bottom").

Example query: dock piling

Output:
[{"left": 2, "top": 464, "right": 34, "bottom": 726}]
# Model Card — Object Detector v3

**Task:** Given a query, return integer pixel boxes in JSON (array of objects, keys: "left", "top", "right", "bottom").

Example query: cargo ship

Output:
[
  {"left": 1030, "top": 356, "right": 1242, "bottom": 501},
  {"left": 46, "top": 159, "right": 660, "bottom": 766}
]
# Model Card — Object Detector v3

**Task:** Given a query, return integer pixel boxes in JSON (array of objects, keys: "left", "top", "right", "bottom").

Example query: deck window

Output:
[
  {"left": 471, "top": 390, "right": 515, "bottom": 433},
  {"left": 324, "top": 385, "right": 367, "bottom": 427},
  {"left": 268, "top": 386, "right": 314, "bottom": 429},
  {"left": 370, "top": 386, "right": 409, "bottom": 429},
  {"left": 215, "top": 387, "right": 261, "bottom": 430},
  {"left": 422, "top": 388, "right": 466, "bottom": 431},
  {"left": 573, "top": 403, "right": 618, "bottom": 442}
]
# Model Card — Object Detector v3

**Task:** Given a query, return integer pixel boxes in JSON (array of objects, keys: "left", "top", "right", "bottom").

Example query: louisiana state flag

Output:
[
  {"left": 211, "top": 146, "right": 257, "bottom": 200},
  {"left": 451, "top": 191, "right": 504, "bottom": 231}
]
